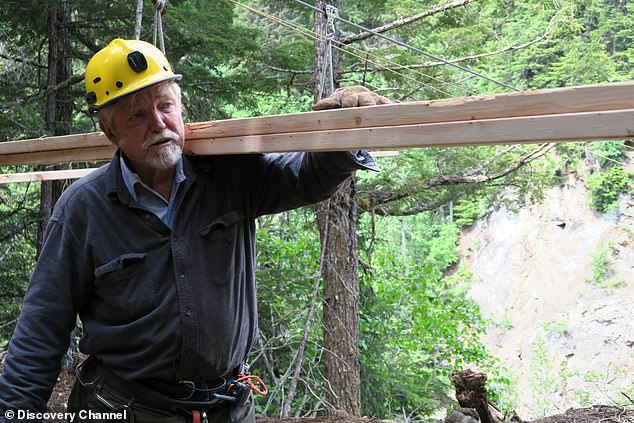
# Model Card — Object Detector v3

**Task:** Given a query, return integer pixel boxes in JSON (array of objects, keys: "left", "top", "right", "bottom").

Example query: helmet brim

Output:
[{"left": 88, "top": 74, "right": 182, "bottom": 116}]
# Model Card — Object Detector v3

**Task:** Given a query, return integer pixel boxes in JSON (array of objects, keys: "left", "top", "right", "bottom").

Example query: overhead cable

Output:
[
  {"left": 584, "top": 142, "right": 628, "bottom": 166},
  {"left": 226, "top": 0, "right": 457, "bottom": 97},
  {"left": 290, "top": 0, "right": 522, "bottom": 92},
  {"left": 153, "top": 0, "right": 168, "bottom": 53}
]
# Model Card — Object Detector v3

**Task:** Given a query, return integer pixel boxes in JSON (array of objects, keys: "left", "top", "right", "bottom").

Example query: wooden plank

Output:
[
  {"left": 2, "top": 82, "right": 634, "bottom": 164},
  {"left": 1, "top": 108, "right": 633, "bottom": 166},
  {"left": 0, "top": 168, "right": 96, "bottom": 184},
  {"left": 0, "top": 132, "right": 108, "bottom": 155},
  {"left": 2, "top": 82, "right": 634, "bottom": 166},
  {"left": 0, "top": 151, "right": 399, "bottom": 184},
  {"left": 185, "top": 81, "right": 634, "bottom": 141},
  {"left": 0, "top": 146, "right": 116, "bottom": 166},
  {"left": 185, "top": 108, "right": 634, "bottom": 154}
]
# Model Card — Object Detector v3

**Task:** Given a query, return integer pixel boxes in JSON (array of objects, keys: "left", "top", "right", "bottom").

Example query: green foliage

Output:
[
  {"left": 588, "top": 244, "right": 613, "bottom": 286},
  {"left": 454, "top": 197, "right": 489, "bottom": 227},
  {"left": 543, "top": 321, "right": 570, "bottom": 338},
  {"left": 253, "top": 208, "right": 501, "bottom": 419},
  {"left": 620, "top": 381, "right": 634, "bottom": 404},
  {"left": 0, "top": 180, "right": 39, "bottom": 345},
  {"left": 2, "top": 0, "right": 634, "bottom": 417},
  {"left": 570, "top": 389, "right": 592, "bottom": 406},
  {"left": 426, "top": 223, "right": 460, "bottom": 270},
  {"left": 357, "top": 215, "right": 497, "bottom": 419},
  {"left": 359, "top": 249, "right": 492, "bottom": 418},
  {"left": 486, "top": 366, "right": 519, "bottom": 414},
  {"left": 528, "top": 337, "right": 558, "bottom": 418},
  {"left": 495, "top": 311, "right": 514, "bottom": 333},
  {"left": 586, "top": 166, "right": 633, "bottom": 213},
  {"left": 252, "top": 211, "right": 323, "bottom": 415},
  {"left": 586, "top": 242, "right": 625, "bottom": 289},
  {"left": 588, "top": 141, "right": 626, "bottom": 166},
  {"left": 225, "top": 89, "right": 313, "bottom": 118}
]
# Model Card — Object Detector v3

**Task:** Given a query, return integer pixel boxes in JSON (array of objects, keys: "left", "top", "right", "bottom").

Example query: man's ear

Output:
[{"left": 100, "top": 121, "right": 118, "bottom": 145}]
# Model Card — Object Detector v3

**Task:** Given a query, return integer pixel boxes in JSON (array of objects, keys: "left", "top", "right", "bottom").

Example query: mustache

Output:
[{"left": 142, "top": 129, "right": 182, "bottom": 151}]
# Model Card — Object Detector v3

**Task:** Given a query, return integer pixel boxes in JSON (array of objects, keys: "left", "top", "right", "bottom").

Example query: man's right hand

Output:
[{"left": 312, "top": 85, "right": 393, "bottom": 110}]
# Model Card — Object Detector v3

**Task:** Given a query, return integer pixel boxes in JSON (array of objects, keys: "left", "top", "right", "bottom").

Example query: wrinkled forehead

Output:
[{"left": 116, "top": 81, "right": 180, "bottom": 112}]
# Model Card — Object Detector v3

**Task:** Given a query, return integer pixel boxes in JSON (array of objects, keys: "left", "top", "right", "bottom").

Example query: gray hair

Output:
[{"left": 97, "top": 80, "right": 182, "bottom": 130}]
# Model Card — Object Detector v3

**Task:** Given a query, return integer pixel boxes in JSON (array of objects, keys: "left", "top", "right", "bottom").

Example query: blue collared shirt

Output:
[{"left": 120, "top": 156, "right": 186, "bottom": 228}]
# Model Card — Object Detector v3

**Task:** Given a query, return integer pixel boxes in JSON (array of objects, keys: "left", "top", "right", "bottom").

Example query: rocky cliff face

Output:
[{"left": 460, "top": 154, "right": 633, "bottom": 419}]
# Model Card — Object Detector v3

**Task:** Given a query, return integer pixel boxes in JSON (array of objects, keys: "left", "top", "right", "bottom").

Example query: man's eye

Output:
[{"left": 131, "top": 112, "right": 144, "bottom": 119}]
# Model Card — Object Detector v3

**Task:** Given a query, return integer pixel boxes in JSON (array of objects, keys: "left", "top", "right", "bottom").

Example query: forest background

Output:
[{"left": 0, "top": 0, "right": 633, "bottom": 421}]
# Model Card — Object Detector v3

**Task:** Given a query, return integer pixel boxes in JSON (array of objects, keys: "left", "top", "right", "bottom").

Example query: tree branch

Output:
[
  {"left": 0, "top": 73, "right": 85, "bottom": 111},
  {"left": 267, "top": 65, "right": 312, "bottom": 75},
  {"left": 134, "top": 0, "right": 144, "bottom": 40},
  {"left": 267, "top": 24, "right": 551, "bottom": 80},
  {"left": 68, "top": 25, "right": 102, "bottom": 54},
  {"left": 424, "top": 143, "right": 555, "bottom": 187},
  {"left": 358, "top": 143, "right": 556, "bottom": 215},
  {"left": 369, "top": 199, "right": 446, "bottom": 216},
  {"left": 282, "top": 208, "right": 330, "bottom": 417},
  {"left": 339, "top": 0, "right": 473, "bottom": 45},
  {"left": 0, "top": 53, "right": 46, "bottom": 69},
  {"left": 340, "top": 24, "right": 553, "bottom": 75}
]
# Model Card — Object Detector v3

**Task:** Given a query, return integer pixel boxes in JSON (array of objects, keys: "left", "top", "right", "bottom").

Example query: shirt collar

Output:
[{"left": 119, "top": 154, "right": 186, "bottom": 202}]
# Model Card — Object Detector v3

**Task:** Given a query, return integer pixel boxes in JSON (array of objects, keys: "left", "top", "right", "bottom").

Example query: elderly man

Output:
[{"left": 0, "top": 39, "right": 389, "bottom": 423}]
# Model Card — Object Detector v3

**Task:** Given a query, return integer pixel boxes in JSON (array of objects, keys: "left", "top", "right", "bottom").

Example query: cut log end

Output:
[{"left": 449, "top": 369, "right": 521, "bottom": 423}]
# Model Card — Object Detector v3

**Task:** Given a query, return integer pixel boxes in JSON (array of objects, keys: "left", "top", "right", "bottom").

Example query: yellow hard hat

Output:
[{"left": 85, "top": 39, "right": 181, "bottom": 115}]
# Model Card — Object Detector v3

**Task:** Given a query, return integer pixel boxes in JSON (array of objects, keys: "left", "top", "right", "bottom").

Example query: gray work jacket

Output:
[{"left": 0, "top": 150, "right": 378, "bottom": 415}]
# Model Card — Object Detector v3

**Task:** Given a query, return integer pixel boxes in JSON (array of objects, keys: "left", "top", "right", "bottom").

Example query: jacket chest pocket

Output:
[
  {"left": 199, "top": 210, "right": 243, "bottom": 286},
  {"left": 93, "top": 253, "right": 157, "bottom": 323}
]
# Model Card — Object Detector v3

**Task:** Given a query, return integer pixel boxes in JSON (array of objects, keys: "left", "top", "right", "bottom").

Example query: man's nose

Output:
[{"left": 149, "top": 109, "right": 167, "bottom": 132}]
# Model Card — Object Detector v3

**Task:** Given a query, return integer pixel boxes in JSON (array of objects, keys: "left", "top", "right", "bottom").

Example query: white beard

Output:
[{"left": 142, "top": 129, "right": 183, "bottom": 170}]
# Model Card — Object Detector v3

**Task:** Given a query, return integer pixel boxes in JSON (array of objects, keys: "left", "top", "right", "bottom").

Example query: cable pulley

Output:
[{"left": 318, "top": 5, "right": 339, "bottom": 101}]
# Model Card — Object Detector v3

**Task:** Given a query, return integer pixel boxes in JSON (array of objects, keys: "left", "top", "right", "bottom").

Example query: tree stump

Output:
[{"left": 450, "top": 369, "right": 505, "bottom": 423}]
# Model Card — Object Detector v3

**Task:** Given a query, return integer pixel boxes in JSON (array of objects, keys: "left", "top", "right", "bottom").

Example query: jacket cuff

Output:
[{"left": 346, "top": 150, "right": 380, "bottom": 172}]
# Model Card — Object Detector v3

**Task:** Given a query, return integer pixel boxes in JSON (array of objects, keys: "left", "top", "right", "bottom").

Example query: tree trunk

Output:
[
  {"left": 134, "top": 0, "right": 144, "bottom": 40},
  {"left": 42, "top": 0, "right": 76, "bottom": 370},
  {"left": 38, "top": 1, "right": 72, "bottom": 256},
  {"left": 314, "top": 0, "right": 340, "bottom": 101},
  {"left": 314, "top": 0, "right": 361, "bottom": 415},
  {"left": 316, "top": 179, "right": 361, "bottom": 415}
]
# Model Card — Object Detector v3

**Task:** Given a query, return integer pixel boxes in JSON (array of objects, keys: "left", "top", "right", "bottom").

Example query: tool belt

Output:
[{"left": 75, "top": 356, "right": 266, "bottom": 414}]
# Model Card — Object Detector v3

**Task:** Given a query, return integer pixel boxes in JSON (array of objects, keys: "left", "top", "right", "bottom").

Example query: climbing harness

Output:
[
  {"left": 228, "top": 373, "right": 269, "bottom": 398},
  {"left": 317, "top": 4, "right": 339, "bottom": 101},
  {"left": 75, "top": 357, "right": 268, "bottom": 423}
]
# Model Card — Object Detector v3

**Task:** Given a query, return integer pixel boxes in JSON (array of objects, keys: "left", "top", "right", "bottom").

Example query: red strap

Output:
[{"left": 192, "top": 410, "right": 201, "bottom": 423}]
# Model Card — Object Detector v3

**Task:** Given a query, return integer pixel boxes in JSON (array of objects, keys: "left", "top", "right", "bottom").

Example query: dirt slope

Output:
[{"left": 460, "top": 155, "right": 633, "bottom": 419}]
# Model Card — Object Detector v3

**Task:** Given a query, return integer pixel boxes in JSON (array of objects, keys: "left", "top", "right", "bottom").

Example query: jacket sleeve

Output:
[
  {"left": 0, "top": 202, "right": 91, "bottom": 420},
  {"left": 248, "top": 150, "right": 379, "bottom": 217}
]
